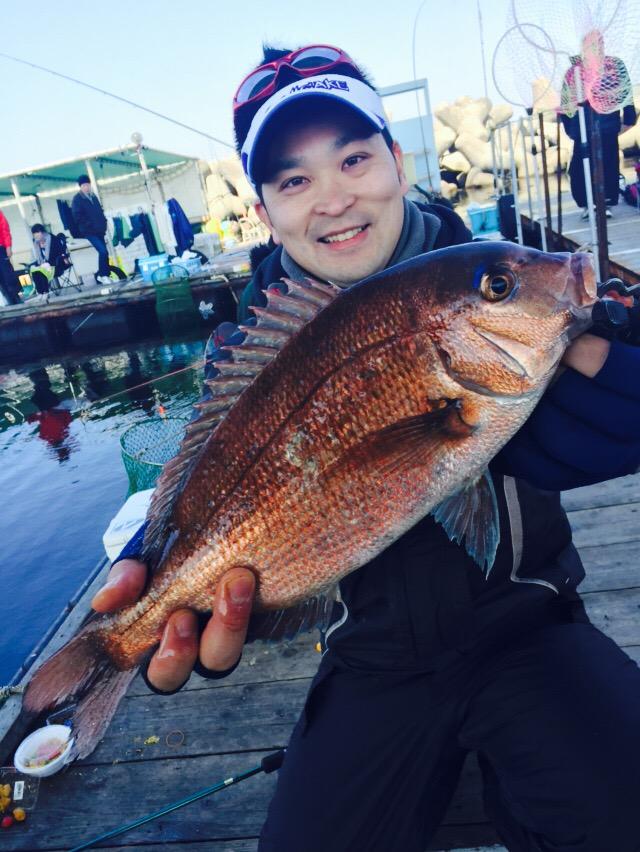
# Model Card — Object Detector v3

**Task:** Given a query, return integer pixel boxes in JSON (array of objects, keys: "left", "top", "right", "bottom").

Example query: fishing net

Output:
[
  {"left": 505, "top": 0, "right": 640, "bottom": 114},
  {"left": 152, "top": 265, "right": 201, "bottom": 336},
  {"left": 120, "top": 417, "right": 187, "bottom": 494},
  {"left": 492, "top": 23, "right": 559, "bottom": 109}
]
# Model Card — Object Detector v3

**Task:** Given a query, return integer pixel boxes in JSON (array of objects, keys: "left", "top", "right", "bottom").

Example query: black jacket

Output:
[
  {"left": 239, "top": 202, "right": 640, "bottom": 673},
  {"left": 71, "top": 191, "right": 107, "bottom": 238}
]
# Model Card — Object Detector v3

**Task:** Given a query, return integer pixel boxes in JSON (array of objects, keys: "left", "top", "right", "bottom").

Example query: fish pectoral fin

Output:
[
  {"left": 351, "top": 400, "right": 475, "bottom": 478},
  {"left": 431, "top": 470, "right": 500, "bottom": 577},
  {"left": 246, "top": 588, "right": 338, "bottom": 643}
]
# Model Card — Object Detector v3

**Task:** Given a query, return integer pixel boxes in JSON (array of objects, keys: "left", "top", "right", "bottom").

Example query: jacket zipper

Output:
[{"left": 503, "top": 475, "right": 559, "bottom": 594}]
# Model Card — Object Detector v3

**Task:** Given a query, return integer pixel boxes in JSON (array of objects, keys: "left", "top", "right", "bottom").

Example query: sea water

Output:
[{"left": 0, "top": 338, "right": 205, "bottom": 684}]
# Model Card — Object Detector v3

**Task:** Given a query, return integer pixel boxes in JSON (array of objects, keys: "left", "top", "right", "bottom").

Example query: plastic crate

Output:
[
  {"left": 139, "top": 254, "right": 169, "bottom": 282},
  {"left": 467, "top": 204, "right": 499, "bottom": 236},
  {"left": 171, "top": 256, "right": 202, "bottom": 277}
]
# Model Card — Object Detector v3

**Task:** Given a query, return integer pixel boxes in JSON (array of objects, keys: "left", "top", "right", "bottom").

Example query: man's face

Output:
[
  {"left": 33, "top": 230, "right": 45, "bottom": 242},
  {"left": 80, "top": 182, "right": 91, "bottom": 195},
  {"left": 256, "top": 116, "right": 408, "bottom": 286}
]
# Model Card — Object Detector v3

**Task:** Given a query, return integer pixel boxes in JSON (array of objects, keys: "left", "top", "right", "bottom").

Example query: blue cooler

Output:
[
  {"left": 467, "top": 204, "right": 499, "bottom": 237},
  {"left": 139, "top": 254, "right": 170, "bottom": 282}
]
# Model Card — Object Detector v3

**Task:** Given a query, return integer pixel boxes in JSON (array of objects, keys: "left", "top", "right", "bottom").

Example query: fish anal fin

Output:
[
  {"left": 432, "top": 471, "right": 500, "bottom": 576},
  {"left": 247, "top": 589, "right": 338, "bottom": 643}
]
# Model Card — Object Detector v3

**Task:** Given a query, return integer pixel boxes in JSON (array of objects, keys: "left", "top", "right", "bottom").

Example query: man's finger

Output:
[
  {"left": 146, "top": 609, "right": 200, "bottom": 693},
  {"left": 91, "top": 559, "right": 147, "bottom": 612},
  {"left": 199, "top": 567, "right": 255, "bottom": 672}
]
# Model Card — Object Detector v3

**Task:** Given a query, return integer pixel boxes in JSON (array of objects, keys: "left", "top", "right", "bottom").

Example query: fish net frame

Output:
[
  {"left": 120, "top": 416, "right": 188, "bottom": 494},
  {"left": 505, "top": 0, "right": 639, "bottom": 114}
]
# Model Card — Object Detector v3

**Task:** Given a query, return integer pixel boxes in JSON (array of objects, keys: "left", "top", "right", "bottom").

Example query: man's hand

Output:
[
  {"left": 562, "top": 333, "right": 610, "bottom": 378},
  {"left": 6, "top": 247, "right": 11, "bottom": 259},
  {"left": 91, "top": 559, "right": 255, "bottom": 692}
]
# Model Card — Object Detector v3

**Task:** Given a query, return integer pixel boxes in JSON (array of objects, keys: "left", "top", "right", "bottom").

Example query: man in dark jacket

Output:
[
  {"left": 94, "top": 45, "right": 640, "bottom": 852},
  {"left": 71, "top": 174, "right": 111, "bottom": 284}
]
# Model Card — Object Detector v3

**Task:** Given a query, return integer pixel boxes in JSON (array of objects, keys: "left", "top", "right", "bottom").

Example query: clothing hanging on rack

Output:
[{"left": 167, "top": 198, "right": 194, "bottom": 255}]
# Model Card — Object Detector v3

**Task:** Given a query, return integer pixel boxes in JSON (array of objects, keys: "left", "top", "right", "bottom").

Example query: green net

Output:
[
  {"left": 120, "top": 417, "right": 188, "bottom": 494},
  {"left": 153, "top": 265, "right": 200, "bottom": 336}
]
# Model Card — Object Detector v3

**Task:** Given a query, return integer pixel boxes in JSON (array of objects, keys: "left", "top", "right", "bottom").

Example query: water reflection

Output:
[
  {"left": 26, "top": 367, "right": 75, "bottom": 463},
  {"left": 0, "top": 335, "right": 205, "bottom": 683}
]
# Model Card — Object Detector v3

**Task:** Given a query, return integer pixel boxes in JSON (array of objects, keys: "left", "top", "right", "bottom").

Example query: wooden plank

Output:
[
  {"left": 562, "top": 474, "right": 640, "bottom": 512},
  {"left": 567, "top": 501, "right": 640, "bottom": 549},
  {"left": 577, "top": 539, "right": 640, "bottom": 593},
  {"left": 87, "top": 679, "right": 310, "bottom": 764},
  {"left": 582, "top": 588, "right": 640, "bottom": 647}
]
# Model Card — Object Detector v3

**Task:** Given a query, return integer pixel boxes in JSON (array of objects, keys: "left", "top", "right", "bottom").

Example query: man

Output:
[
  {"left": 71, "top": 174, "right": 111, "bottom": 285},
  {"left": 0, "top": 209, "right": 21, "bottom": 305},
  {"left": 95, "top": 45, "right": 640, "bottom": 851},
  {"left": 30, "top": 224, "right": 72, "bottom": 294}
]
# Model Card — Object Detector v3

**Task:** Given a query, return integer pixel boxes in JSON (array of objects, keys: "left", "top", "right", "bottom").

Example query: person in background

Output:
[
  {"left": 560, "top": 30, "right": 637, "bottom": 220},
  {"left": 31, "top": 224, "right": 72, "bottom": 294},
  {"left": 71, "top": 175, "right": 111, "bottom": 285},
  {"left": 0, "top": 209, "right": 21, "bottom": 305}
]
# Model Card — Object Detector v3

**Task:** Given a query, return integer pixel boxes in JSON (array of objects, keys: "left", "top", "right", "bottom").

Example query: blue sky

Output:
[{"left": 2, "top": 0, "right": 512, "bottom": 174}]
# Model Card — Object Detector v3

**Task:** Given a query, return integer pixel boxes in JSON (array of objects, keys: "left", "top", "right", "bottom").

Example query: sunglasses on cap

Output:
[{"left": 234, "top": 45, "right": 358, "bottom": 110}]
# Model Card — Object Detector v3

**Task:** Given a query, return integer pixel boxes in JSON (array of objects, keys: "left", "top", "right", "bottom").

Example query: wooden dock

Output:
[
  {"left": 1, "top": 471, "right": 639, "bottom": 851},
  {"left": 0, "top": 257, "right": 251, "bottom": 364},
  {"left": 519, "top": 185, "right": 640, "bottom": 282}
]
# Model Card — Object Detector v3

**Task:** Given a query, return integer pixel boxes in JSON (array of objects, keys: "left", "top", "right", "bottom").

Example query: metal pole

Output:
[
  {"left": 590, "top": 115, "right": 610, "bottom": 281},
  {"left": 527, "top": 111, "right": 548, "bottom": 251},
  {"left": 538, "top": 113, "right": 553, "bottom": 248},
  {"left": 506, "top": 121, "right": 524, "bottom": 244},
  {"left": 10, "top": 178, "right": 33, "bottom": 242},
  {"left": 574, "top": 67, "right": 600, "bottom": 281},
  {"left": 556, "top": 117, "right": 563, "bottom": 239},
  {"left": 136, "top": 146, "right": 156, "bottom": 212},
  {"left": 491, "top": 128, "right": 499, "bottom": 196},
  {"left": 519, "top": 117, "right": 534, "bottom": 220}
]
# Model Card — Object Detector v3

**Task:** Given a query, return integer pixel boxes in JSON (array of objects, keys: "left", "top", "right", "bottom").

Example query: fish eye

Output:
[{"left": 480, "top": 267, "right": 518, "bottom": 302}]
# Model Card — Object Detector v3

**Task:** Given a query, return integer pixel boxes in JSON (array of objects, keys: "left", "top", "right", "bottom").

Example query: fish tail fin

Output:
[
  {"left": 72, "top": 665, "right": 138, "bottom": 758},
  {"left": 23, "top": 631, "right": 105, "bottom": 714},
  {"left": 24, "top": 630, "right": 138, "bottom": 759}
]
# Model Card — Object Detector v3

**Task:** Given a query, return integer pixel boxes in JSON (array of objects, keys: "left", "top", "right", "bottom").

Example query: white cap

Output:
[{"left": 240, "top": 74, "right": 388, "bottom": 188}]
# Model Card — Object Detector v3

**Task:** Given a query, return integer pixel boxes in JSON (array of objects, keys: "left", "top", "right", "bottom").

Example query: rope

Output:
[{"left": 0, "top": 685, "right": 24, "bottom": 702}]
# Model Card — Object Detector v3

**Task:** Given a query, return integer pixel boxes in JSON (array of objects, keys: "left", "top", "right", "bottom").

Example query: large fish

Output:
[{"left": 24, "top": 242, "right": 596, "bottom": 756}]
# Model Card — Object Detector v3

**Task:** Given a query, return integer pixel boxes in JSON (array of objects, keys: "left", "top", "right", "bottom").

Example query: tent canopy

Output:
[{"left": 0, "top": 144, "right": 198, "bottom": 199}]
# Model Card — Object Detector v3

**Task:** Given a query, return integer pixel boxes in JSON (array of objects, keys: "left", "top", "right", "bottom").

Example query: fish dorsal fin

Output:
[{"left": 141, "top": 277, "right": 340, "bottom": 566}]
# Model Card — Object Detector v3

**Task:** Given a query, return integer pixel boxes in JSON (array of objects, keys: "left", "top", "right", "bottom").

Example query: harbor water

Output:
[{"left": 0, "top": 337, "right": 205, "bottom": 684}]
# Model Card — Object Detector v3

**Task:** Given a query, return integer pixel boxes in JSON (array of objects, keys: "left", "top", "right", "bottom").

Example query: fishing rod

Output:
[
  {"left": 0, "top": 52, "right": 234, "bottom": 151},
  {"left": 67, "top": 748, "right": 285, "bottom": 851}
]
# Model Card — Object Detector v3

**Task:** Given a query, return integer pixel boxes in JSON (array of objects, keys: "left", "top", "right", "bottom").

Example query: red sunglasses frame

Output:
[{"left": 233, "top": 45, "right": 358, "bottom": 111}]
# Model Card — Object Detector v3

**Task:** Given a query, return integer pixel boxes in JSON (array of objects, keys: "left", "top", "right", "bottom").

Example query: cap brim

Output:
[{"left": 245, "top": 91, "right": 385, "bottom": 187}]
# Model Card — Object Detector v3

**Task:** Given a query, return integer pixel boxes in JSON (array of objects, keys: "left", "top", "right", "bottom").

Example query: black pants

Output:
[
  {"left": 0, "top": 247, "right": 20, "bottom": 305},
  {"left": 260, "top": 622, "right": 640, "bottom": 852}
]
